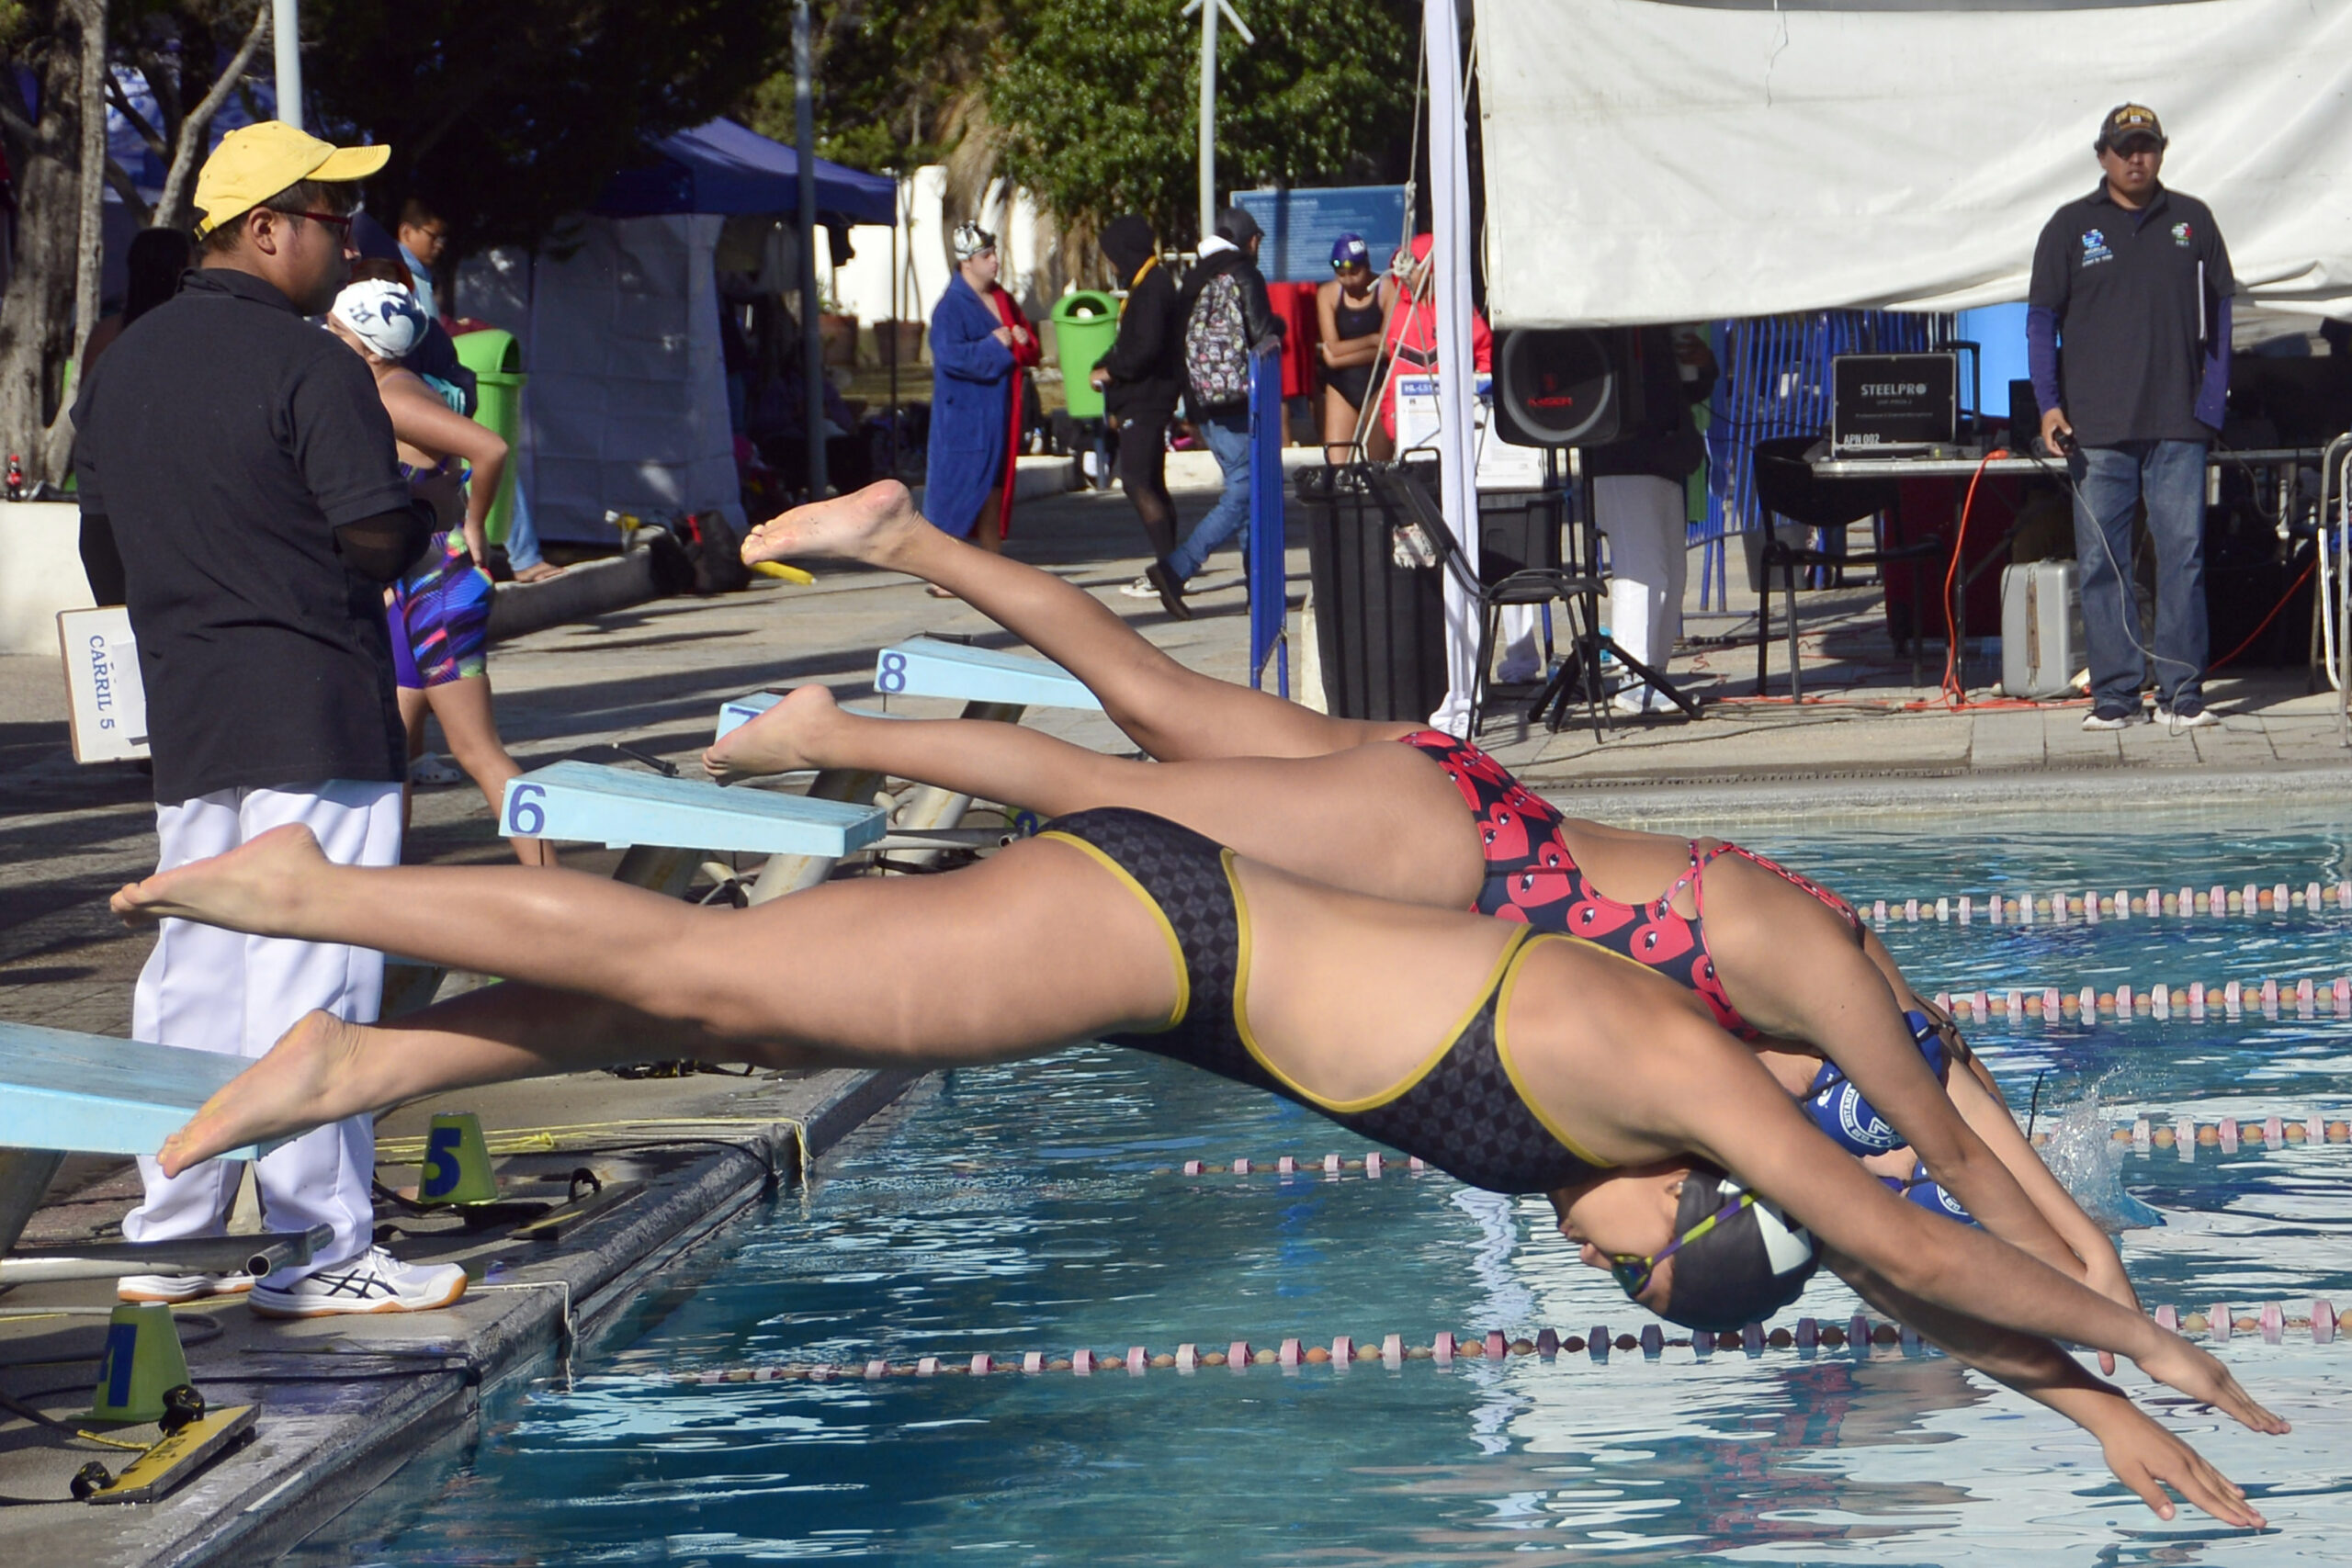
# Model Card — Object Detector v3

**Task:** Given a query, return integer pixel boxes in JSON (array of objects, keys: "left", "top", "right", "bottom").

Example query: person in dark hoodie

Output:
[
  {"left": 1092, "top": 214, "right": 1188, "bottom": 613},
  {"left": 1156, "top": 206, "right": 1285, "bottom": 617}
]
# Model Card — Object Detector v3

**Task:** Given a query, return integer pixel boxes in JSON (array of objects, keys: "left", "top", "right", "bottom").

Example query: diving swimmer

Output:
[
  {"left": 116, "top": 808, "right": 2278, "bottom": 1526},
  {"left": 707, "top": 481, "right": 2132, "bottom": 1329}
]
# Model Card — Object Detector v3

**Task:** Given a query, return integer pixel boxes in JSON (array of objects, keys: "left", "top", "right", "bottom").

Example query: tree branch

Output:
[
  {"left": 104, "top": 68, "right": 166, "bottom": 160},
  {"left": 103, "top": 153, "right": 152, "bottom": 226},
  {"left": 156, "top": 0, "right": 269, "bottom": 229}
]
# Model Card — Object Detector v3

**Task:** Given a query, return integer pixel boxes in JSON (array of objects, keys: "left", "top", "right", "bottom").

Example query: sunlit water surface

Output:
[{"left": 296, "top": 805, "right": 2352, "bottom": 1564}]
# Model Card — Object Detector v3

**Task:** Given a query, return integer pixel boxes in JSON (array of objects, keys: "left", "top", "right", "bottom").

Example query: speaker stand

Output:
[{"left": 1528, "top": 465, "right": 1702, "bottom": 736}]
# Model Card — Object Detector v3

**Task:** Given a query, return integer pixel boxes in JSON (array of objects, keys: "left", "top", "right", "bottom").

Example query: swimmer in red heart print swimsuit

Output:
[{"left": 1395, "top": 729, "right": 1864, "bottom": 1041}]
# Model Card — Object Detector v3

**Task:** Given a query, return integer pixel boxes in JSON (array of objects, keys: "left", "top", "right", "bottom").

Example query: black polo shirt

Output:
[
  {"left": 72, "top": 268, "right": 412, "bottom": 804},
  {"left": 2028, "top": 183, "right": 2233, "bottom": 446}
]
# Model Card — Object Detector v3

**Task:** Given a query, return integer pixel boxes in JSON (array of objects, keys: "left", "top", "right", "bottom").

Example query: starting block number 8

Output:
[
  {"left": 876, "top": 650, "right": 910, "bottom": 694},
  {"left": 505, "top": 782, "right": 547, "bottom": 837}
]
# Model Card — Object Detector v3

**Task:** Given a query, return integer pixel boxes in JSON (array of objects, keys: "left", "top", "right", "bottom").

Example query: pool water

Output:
[{"left": 296, "top": 806, "right": 2352, "bottom": 1565}]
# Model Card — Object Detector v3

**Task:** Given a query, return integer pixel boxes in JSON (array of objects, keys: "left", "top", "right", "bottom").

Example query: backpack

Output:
[{"left": 1183, "top": 270, "right": 1250, "bottom": 407}]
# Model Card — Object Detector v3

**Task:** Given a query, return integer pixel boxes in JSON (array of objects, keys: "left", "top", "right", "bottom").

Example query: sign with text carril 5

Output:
[{"left": 59, "top": 605, "right": 149, "bottom": 762}]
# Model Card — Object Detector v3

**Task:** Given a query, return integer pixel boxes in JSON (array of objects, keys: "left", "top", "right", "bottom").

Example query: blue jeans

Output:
[
  {"left": 1166, "top": 412, "right": 1252, "bottom": 583},
  {"left": 503, "top": 481, "right": 545, "bottom": 571},
  {"left": 2071, "top": 439, "right": 2208, "bottom": 715}
]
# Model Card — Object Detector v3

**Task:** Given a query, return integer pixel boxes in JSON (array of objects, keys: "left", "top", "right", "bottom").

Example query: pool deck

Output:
[{"left": 0, "top": 474, "right": 2346, "bottom": 1560}]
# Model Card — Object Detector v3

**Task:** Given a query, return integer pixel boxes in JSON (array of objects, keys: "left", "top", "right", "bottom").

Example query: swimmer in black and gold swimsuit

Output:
[{"left": 1042, "top": 806, "right": 1612, "bottom": 1195}]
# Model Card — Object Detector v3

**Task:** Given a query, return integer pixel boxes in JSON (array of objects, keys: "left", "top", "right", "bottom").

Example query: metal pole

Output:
[
  {"left": 794, "top": 0, "right": 826, "bottom": 499},
  {"left": 1197, "top": 0, "right": 1217, "bottom": 243},
  {"left": 888, "top": 171, "right": 900, "bottom": 480},
  {"left": 272, "top": 0, "right": 302, "bottom": 130}
]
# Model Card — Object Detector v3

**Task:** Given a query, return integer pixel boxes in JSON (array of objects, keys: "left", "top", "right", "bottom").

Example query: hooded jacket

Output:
[
  {"left": 1096, "top": 216, "right": 1184, "bottom": 421},
  {"left": 1177, "top": 235, "right": 1284, "bottom": 417}
]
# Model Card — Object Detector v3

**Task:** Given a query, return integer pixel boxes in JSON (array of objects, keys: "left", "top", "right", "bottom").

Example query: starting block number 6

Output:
[
  {"left": 505, "top": 782, "right": 547, "bottom": 837},
  {"left": 876, "top": 650, "right": 910, "bottom": 694}
]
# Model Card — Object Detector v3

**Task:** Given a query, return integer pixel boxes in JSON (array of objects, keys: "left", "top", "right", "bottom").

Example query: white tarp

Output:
[
  {"left": 452, "top": 216, "right": 741, "bottom": 544},
  {"left": 1476, "top": 0, "right": 2352, "bottom": 326}
]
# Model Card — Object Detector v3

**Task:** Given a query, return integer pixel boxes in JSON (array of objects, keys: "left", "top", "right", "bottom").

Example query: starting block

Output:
[
  {"left": 0, "top": 1021, "right": 272, "bottom": 1162},
  {"left": 872, "top": 637, "right": 1100, "bottom": 711},
  {"left": 498, "top": 759, "right": 886, "bottom": 858}
]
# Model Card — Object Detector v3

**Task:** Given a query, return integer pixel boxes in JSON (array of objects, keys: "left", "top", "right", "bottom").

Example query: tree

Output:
[
  {"left": 0, "top": 0, "right": 109, "bottom": 482},
  {"left": 739, "top": 0, "right": 1012, "bottom": 176},
  {"left": 301, "top": 0, "right": 794, "bottom": 263},
  {"left": 990, "top": 0, "right": 1414, "bottom": 248}
]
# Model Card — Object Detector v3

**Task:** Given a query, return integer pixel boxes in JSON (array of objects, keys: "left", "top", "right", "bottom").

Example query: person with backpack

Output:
[{"left": 1154, "top": 207, "right": 1286, "bottom": 617}]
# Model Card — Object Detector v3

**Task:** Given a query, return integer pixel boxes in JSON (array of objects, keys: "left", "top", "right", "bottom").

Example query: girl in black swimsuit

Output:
[
  {"left": 1315, "top": 233, "right": 1392, "bottom": 463},
  {"left": 120, "top": 798, "right": 2277, "bottom": 1529},
  {"left": 709, "top": 483, "right": 2133, "bottom": 1336}
]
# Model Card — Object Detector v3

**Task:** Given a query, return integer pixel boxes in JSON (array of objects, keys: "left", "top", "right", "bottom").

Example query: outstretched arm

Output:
[
  {"left": 1709, "top": 864, "right": 2086, "bottom": 1280},
  {"left": 1638, "top": 1030, "right": 2283, "bottom": 1435},
  {"left": 1832, "top": 1255, "right": 2262, "bottom": 1528}
]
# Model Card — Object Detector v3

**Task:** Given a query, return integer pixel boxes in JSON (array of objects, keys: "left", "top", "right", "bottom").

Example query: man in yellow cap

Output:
[{"left": 72, "top": 122, "right": 467, "bottom": 1319}]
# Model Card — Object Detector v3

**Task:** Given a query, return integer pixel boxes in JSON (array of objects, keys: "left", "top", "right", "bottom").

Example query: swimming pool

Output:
[{"left": 294, "top": 804, "right": 2352, "bottom": 1564}]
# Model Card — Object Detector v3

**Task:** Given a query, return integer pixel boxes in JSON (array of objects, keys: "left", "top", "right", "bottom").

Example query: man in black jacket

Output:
[
  {"left": 1094, "top": 214, "right": 1186, "bottom": 608},
  {"left": 1157, "top": 207, "right": 1285, "bottom": 615}
]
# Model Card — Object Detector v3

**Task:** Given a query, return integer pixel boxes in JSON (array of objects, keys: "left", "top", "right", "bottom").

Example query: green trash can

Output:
[
  {"left": 453, "top": 329, "right": 526, "bottom": 545},
  {"left": 1049, "top": 290, "right": 1120, "bottom": 421}
]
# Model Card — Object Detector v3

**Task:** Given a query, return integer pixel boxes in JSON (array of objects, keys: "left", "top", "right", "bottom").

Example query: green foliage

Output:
[
  {"left": 741, "top": 0, "right": 1015, "bottom": 173},
  {"left": 992, "top": 0, "right": 1414, "bottom": 243},
  {"left": 301, "top": 0, "right": 794, "bottom": 256}
]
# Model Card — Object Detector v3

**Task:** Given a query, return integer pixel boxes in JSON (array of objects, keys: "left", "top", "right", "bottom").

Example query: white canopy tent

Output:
[
  {"left": 1475, "top": 0, "right": 2352, "bottom": 327},
  {"left": 1415, "top": 0, "right": 2352, "bottom": 730}
]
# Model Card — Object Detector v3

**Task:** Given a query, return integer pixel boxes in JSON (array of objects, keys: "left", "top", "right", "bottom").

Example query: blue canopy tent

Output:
[{"left": 596, "top": 118, "right": 896, "bottom": 225}]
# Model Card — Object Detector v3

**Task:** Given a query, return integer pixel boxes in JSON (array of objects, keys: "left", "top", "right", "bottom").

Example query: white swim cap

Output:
[{"left": 331, "top": 278, "right": 428, "bottom": 361}]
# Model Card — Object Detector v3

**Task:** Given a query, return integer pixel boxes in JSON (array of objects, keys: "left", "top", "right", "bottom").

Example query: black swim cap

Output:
[{"left": 1657, "top": 1167, "right": 1820, "bottom": 1332}]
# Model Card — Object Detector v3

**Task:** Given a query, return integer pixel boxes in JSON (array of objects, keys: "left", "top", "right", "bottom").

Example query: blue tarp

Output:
[
  {"left": 596, "top": 118, "right": 896, "bottom": 224},
  {"left": 1246, "top": 350, "right": 1289, "bottom": 697}
]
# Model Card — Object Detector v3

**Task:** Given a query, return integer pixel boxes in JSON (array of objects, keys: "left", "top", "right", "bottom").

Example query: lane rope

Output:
[
  {"left": 1931, "top": 979, "right": 2350, "bottom": 1022},
  {"left": 1857, "top": 882, "right": 2350, "bottom": 927},
  {"left": 650, "top": 1300, "right": 2349, "bottom": 1385}
]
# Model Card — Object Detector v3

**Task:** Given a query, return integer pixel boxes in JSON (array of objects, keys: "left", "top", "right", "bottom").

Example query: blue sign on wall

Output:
[{"left": 1233, "top": 186, "right": 1412, "bottom": 285}]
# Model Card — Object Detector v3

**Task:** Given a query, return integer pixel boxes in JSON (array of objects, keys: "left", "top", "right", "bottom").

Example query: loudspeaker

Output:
[{"left": 1492, "top": 327, "right": 1646, "bottom": 448}]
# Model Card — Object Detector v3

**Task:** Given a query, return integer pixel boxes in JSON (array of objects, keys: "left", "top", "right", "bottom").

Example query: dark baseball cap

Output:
[
  {"left": 1656, "top": 1168, "right": 1820, "bottom": 1331},
  {"left": 2098, "top": 103, "right": 2166, "bottom": 152},
  {"left": 1215, "top": 206, "right": 1263, "bottom": 246}
]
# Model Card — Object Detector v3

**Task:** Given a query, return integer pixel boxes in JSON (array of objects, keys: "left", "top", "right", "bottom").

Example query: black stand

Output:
[{"left": 1523, "top": 464, "right": 1702, "bottom": 735}]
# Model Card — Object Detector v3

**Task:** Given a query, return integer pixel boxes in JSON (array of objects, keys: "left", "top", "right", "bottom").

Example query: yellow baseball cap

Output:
[{"left": 192, "top": 121, "right": 390, "bottom": 239}]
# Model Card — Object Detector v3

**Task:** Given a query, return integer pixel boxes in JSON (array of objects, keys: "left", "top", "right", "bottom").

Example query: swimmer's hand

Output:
[
  {"left": 2134, "top": 1334, "right": 2290, "bottom": 1435},
  {"left": 2091, "top": 1395, "right": 2266, "bottom": 1527}
]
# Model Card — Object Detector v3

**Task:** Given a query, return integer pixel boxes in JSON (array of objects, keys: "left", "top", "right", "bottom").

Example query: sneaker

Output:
[
  {"left": 1117, "top": 574, "right": 1159, "bottom": 600},
  {"left": 2080, "top": 707, "right": 2139, "bottom": 731},
  {"left": 409, "top": 753, "right": 465, "bottom": 786},
  {"left": 1144, "top": 561, "right": 1193, "bottom": 621},
  {"left": 2155, "top": 703, "right": 2219, "bottom": 731},
  {"left": 247, "top": 1247, "right": 467, "bottom": 1319},
  {"left": 1611, "top": 686, "right": 1657, "bottom": 717},
  {"left": 118, "top": 1270, "right": 254, "bottom": 1304}
]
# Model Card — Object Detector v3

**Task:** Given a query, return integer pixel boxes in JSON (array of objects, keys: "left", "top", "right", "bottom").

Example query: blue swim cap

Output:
[
  {"left": 1904, "top": 1010, "right": 1951, "bottom": 1080},
  {"left": 1803, "top": 1063, "right": 1904, "bottom": 1154},
  {"left": 1329, "top": 231, "right": 1370, "bottom": 270},
  {"left": 1884, "top": 1159, "right": 1978, "bottom": 1226}
]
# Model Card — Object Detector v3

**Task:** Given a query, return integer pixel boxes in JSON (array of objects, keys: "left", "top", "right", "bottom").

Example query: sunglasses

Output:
[
  {"left": 270, "top": 208, "right": 355, "bottom": 237},
  {"left": 1609, "top": 1191, "right": 1754, "bottom": 1298}
]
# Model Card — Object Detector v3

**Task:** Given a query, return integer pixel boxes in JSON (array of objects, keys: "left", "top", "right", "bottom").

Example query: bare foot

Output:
[
  {"left": 703, "top": 685, "right": 842, "bottom": 783},
  {"left": 112, "top": 823, "right": 332, "bottom": 936},
  {"left": 160, "top": 1010, "right": 377, "bottom": 1175},
  {"left": 741, "top": 480, "right": 928, "bottom": 573},
  {"left": 513, "top": 561, "right": 564, "bottom": 583}
]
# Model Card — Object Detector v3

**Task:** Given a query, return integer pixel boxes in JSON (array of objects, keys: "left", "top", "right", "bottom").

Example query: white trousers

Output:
[
  {"left": 1596, "top": 474, "right": 1690, "bottom": 679},
  {"left": 121, "top": 780, "right": 402, "bottom": 1274}
]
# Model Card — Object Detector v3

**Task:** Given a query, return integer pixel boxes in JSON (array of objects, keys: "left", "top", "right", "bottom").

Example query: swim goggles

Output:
[{"left": 1608, "top": 1190, "right": 1755, "bottom": 1299}]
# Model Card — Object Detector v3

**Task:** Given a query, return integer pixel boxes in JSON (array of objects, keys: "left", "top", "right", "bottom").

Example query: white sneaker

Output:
[
  {"left": 1117, "top": 575, "right": 1159, "bottom": 600},
  {"left": 247, "top": 1247, "right": 467, "bottom": 1319},
  {"left": 1611, "top": 686, "right": 1657, "bottom": 716},
  {"left": 2154, "top": 704, "right": 2219, "bottom": 731},
  {"left": 409, "top": 753, "right": 464, "bottom": 786},
  {"left": 118, "top": 1270, "right": 254, "bottom": 1304},
  {"left": 2079, "top": 708, "right": 2137, "bottom": 731}
]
